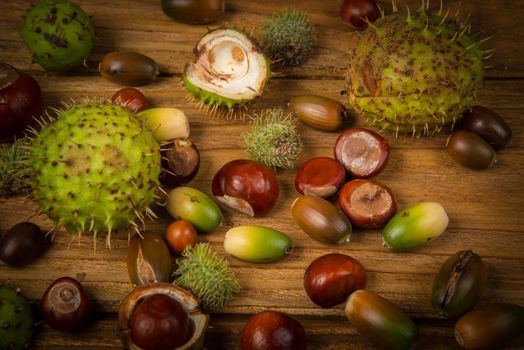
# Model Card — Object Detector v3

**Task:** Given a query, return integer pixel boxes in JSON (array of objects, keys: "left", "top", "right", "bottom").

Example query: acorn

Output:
[
  {"left": 127, "top": 231, "right": 172, "bottom": 287},
  {"left": 289, "top": 95, "right": 347, "bottom": 131}
]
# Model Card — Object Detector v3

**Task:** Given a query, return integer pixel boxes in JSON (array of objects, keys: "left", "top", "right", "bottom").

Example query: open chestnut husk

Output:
[
  {"left": 241, "top": 310, "right": 306, "bottom": 350},
  {"left": 212, "top": 159, "right": 279, "bottom": 217},
  {"left": 160, "top": 138, "right": 200, "bottom": 188},
  {"left": 40, "top": 277, "right": 92, "bottom": 332},
  {"left": 0, "top": 63, "right": 44, "bottom": 141},
  {"left": 118, "top": 283, "right": 209, "bottom": 350}
]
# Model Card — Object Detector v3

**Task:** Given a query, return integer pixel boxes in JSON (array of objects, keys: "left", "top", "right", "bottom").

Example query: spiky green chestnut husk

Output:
[
  {"left": 242, "top": 108, "right": 302, "bottom": 169},
  {"left": 0, "top": 285, "right": 34, "bottom": 350},
  {"left": 183, "top": 28, "right": 270, "bottom": 115},
  {"left": 28, "top": 100, "right": 161, "bottom": 245},
  {"left": 0, "top": 138, "right": 31, "bottom": 198},
  {"left": 346, "top": 4, "right": 484, "bottom": 135},
  {"left": 21, "top": 0, "right": 95, "bottom": 71},
  {"left": 174, "top": 243, "right": 240, "bottom": 311},
  {"left": 261, "top": 9, "right": 315, "bottom": 66}
]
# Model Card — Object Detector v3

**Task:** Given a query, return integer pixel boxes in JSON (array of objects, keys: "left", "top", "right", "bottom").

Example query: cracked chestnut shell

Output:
[
  {"left": 241, "top": 310, "right": 306, "bottom": 350},
  {"left": 118, "top": 283, "right": 209, "bottom": 350},
  {"left": 432, "top": 250, "right": 486, "bottom": 319},
  {"left": 40, "top": 277, "right": 92, "bottom": 332},
  {"left": 127, "top": 231, "right": 172, "bottom": 287}
]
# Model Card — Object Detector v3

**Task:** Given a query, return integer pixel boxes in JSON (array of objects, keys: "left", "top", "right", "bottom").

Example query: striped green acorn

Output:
[
  {"left": 345, "top": 290, "right": 417, "bottom": 350},
  {"left": 383, "top": 202, "right": 448, "bottom": 251},
  {"left": 167, "top": 187, "right": 222, "bottom": 233},
  {"left": 346, "top": 2, "right": 484, "bottom": 135},
  {"left": 224, "top": 225, "right": 293, "bottom": 263},
  {"left": 183, "top": 28, "right": 270, "bottom": 113}
]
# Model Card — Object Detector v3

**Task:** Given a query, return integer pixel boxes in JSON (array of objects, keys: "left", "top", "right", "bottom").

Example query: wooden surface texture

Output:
[{"left": 0, "top": 0, "right": 523, "bottom": 349}]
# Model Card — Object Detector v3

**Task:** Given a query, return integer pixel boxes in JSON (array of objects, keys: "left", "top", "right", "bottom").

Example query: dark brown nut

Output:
[
  {"left": 127, "top": 231, "right": 172, "bottom": 287},
  {"left": 455, "top": 303, "right": 524, "bottom": 349},
  {"left": 289, "top": 95, "right": 346, "bottom": 131},
  {"left": 446, "top": 130, "right": 496, "bottom": 170},
  {"left": 295, "top": 157, "right": 345, "bottom": 198},
  {"left": 432, "top": 250, "right": 486, "bottom": 318},
  {"left": 99, "top": 52, "right": 159, "bottom": 86},
  {"left": 291, "top": 195, "right": 351, "bottom": 245},
  {"left": 160, "top": 138, "right": 200, "bottom": 188},
  {"left": 0, "top": 222, "right": 45, "bottom": 266},
  {"left": 345, "top": 290, "right": 418, "bottom": 350},
  {"left": 461, "top": 106, "right": 512, "bottom": 150},
  {"left": 161, "top": 0, "right": 225, "bottom": 25}
]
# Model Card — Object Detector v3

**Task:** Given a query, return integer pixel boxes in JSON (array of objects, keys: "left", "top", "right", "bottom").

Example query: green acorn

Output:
[
  {"left": 242, "top": 108, "right": 302, "bottom": 169},
  {"left": 21, "top": 0, "right": 95, "bottom": 72},
  {"left": 173, "top": 243, "right": 240, "bottom": 311},
  {"left": 261, "top": 9, "right": 315, "bottom": 66}
]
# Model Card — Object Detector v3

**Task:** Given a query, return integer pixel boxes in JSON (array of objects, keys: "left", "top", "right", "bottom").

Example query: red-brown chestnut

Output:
[
  {"left": 212, "top": 159, "right": 279, "bottom": 217},
  {"left": 338, "top": 179, "right": 397, "bottom": 228},
  {"left": 0, "top": 63, "right": 44, "bottom": 141},
  {"left": 334, "top": 128, "right": 390, "bottom": 178},
  {"left": 295, "top": 157, "right": 345, "bottom": 198},
  {"left": 40, "top": 277, "right": 92, "bottom": 332},
  {"left": 241, "top": 310, "right": 306, "bottom": 350},
  {"left": 304, "top": 253, "right": 367, "bottom": 308}
]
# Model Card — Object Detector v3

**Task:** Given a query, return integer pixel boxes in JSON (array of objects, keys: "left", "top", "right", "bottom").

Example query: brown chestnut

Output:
[
  {"left": 127, "top": 231, "right": 172, "bottom": 287},
  {"left": 241, "top": 310, "right": 306, "bottom": 350},
  {"left": 446, "top": 130, "right": 496, "bottom": 170},
  {"left": 99, "top": 52, "right": 159, "bottom": 86},
  {"left": 111, "top": 87, "right": 149, "bottom": 113},
  {"left": 295, "top": 157, "right": 345, "bottom": 198},
  {"left": 340, "top": 0, "right": 381, "bottom": 29},
  {"left": 288, "top": 95, "right": 346, "bottom": 131},
  {"left": 304, "top": 253, "right": 367, "bottom": 308},
  {"left": 161, "top": 0, "right": 225, "bottom": 25},
  {"left": 461, "top": 106, "right": 512, "bottom": 150},
  {"left": 40, "top": 277, "right": 92, "bottom": 332},
  {"left": 0, "top": 63, "right": 44, "bottom": 141},
  {"left": 130, "top": 293, "right": 190, "bottom": 349},
  {"left": 0, "top": 222, "right": 45, "bottom": 267},
  {"left": 338, "top": 179, "right": 397, "bottom": 228},
  {"left": 160, "top": 138, "right": 200, "bottom": 188},
  {"left": 118, "top": 283, "right": 209, "bottom": 350},
  {"left": 165, "top": 219, "right": 198, "bottom": 255},
  {"left": 212, "top": 159, "right": 279, "bottom": 217},
  {"left": 334, "top": 128, "right": 390, "bottom": 178}
]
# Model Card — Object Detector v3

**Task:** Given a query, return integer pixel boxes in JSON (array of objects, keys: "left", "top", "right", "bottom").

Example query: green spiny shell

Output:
[
  {"left": 0, "top": 285, "right": 34, "bottom": 350},
  {"left": 21, "top": 0, "right": 95, "bottom": 71},
  {"left": 29, "top": 101, "right": 161, "bottom": 242},
  {"left": 346, "top": 9, "right": 483, "bottom": 135}
]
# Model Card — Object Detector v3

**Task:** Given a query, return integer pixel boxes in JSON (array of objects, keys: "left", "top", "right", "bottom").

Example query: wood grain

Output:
[{"left": 1, "top": 0, "right": 524, "bottom": 349}]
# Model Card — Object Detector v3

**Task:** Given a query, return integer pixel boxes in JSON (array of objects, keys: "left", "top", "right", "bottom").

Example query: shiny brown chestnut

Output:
[
  {"left": 130, "top": 293, "right": 190, "bottom": 349},
  {"left": 40, "top": 277, "right": 92, "bottom": 332},
  {"left": 241, "top": 310, "right": 306, "bottom": 350},
  {"left": 160, "top": 138, "right": 200, "bottom": 188},
  {"left": 161, "top": 0, "right": 225, "bottom": 25},
  {"left": 454, "top": 303, "right": 524, "bottom": 349},
  {"left": 334, "top": 128, "right": 390, "bottom": 178},
  {"left": 288, "top": 95, "right": 347, "bottom": 131},
  {"left": 118, "top": 283, "right": 209, "bottom": 350},
  {"left": 340, "top": 0, "right": 381, "bottom": 29},
  {"left": 291, "top": 195, "right": 351, "bottom": 245},
  {"left": 0, "top": 222, "right": 45, "bottom": 267},
  {"left": 212, "top": 159, "right": 279, "bottom": 217},
  {"left": 446, "top": 130, "right": 496, "bottom": 170},
  {"left": 0, "top": 63, "right": 44, "bottom": 141},
  {"left": 304, "top": 253, "right": 367, "bottom": 308},
  {"left": 295, "top": 157, "right": 345, "bottom": 198},
  {"left": 461, "top": 106, "right": 512, "bottom": 150},
  {"left": 338, "top": 179, "right": 397, "bottom": 229},
  {"left": 432, "top": 250, "right": 486, "bottom": 319},
  {"left": 111, "top": 87, "right": 150, "bottom": 113},
  {"left": 127, "top": 231, "right": 172, "bottom": 287},
  {"left": 99, "top": 52, "right": 159, "bottom": 86},
  {"left": 165, "top": 219, "right": 198, "bottom": 255}
]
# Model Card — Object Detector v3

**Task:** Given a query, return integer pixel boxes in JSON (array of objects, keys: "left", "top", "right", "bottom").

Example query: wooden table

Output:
[{"left": 1, "top": 0, "right": 523, "bottom": 349}]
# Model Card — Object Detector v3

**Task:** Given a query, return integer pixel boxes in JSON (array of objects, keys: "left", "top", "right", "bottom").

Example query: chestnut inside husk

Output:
[{"left": 118, "top": 283, "right": 209, "bottom": 350}]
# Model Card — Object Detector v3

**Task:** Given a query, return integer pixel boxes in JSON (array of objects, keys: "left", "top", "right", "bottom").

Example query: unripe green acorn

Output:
[
  {"left": 383, "top": 202, "right": 449, "bottom": 251},
  {"left": 224, "top": 225, "right": 293, "bottom": 263}
]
